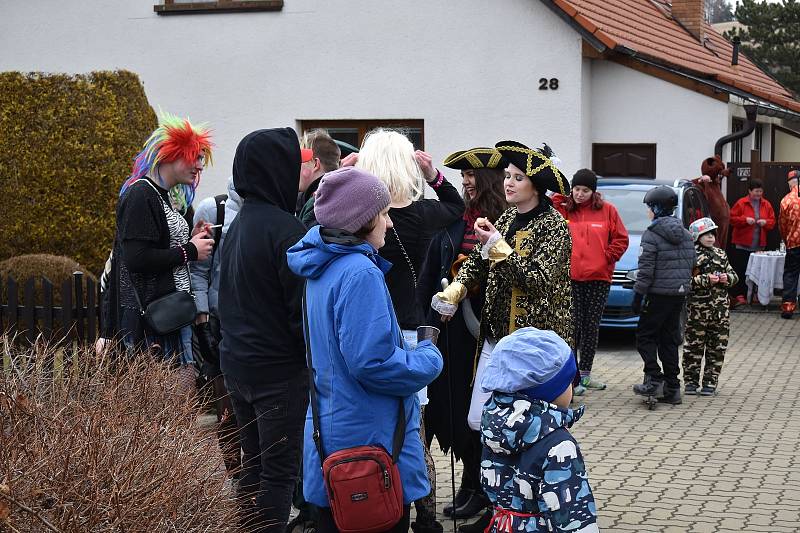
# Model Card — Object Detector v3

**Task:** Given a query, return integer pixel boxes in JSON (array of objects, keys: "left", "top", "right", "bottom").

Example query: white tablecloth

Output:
[{"left": 745, "top": 252, "right": 785, "bottom": 306}]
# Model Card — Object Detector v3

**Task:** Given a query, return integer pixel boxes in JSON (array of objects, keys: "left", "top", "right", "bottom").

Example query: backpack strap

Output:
[{"left": 212, "top": 194, "right": 227, "bottom": 255}]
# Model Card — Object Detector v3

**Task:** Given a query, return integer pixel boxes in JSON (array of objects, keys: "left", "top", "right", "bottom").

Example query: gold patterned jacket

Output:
[{"left": 454, "top": 203, "right": 574, "bottom": 353}]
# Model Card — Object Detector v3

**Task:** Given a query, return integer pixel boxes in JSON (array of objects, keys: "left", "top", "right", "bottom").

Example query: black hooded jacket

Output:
[{"left": 218, "top": 128, "right": 308, "bottom": 384}]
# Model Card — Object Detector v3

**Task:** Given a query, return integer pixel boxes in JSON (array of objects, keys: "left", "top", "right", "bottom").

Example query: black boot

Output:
[
  {"left": 451, "top": 491, "right": 490, "bottom": 519},
  {"left": 658, "top": 385, "right": 682, "bottom": 405},
  {"left": 411, "top": 518, "right": 444, "bottom": 533},
  {"left": 458, "top": 508, "right": 492, "bottom": 533},
  {"left": 443, "top": 487, "right": 473, "bottom": 517}
]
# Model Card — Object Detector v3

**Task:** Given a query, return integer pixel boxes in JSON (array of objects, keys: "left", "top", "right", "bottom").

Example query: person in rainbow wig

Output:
[{"left": 107, "top": 111, "right": 215, "bottom": 395}]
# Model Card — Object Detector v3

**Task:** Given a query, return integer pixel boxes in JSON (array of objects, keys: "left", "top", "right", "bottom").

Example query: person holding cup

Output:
[
  {"left": 287, "top": 166, "right": 443, "bottom": 533},
  {"left": 431, "top": 140, "right": 573, "bottom": 533}
]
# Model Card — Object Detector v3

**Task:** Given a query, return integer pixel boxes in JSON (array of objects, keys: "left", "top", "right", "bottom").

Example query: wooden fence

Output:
[{"left": 0, "top": 272, "right": 101, "bottom": 346}]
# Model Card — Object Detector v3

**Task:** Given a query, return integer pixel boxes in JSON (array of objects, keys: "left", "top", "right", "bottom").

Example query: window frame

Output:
[
  {"left": 591, "top": 143, "right": 657, "bottom": 178},
  {"left": 154, "top": 0, "right": 283, "bottom": 15},
  {"left": 298, "top": 119, "right": 425, "bottom": 151}
]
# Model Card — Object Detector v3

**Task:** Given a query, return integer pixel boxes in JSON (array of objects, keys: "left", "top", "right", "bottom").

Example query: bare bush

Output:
[{"left": 0, "top": 338, "right": 241, "bottom": 532}]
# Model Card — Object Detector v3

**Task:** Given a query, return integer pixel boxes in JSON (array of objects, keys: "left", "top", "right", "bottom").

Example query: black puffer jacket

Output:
[{"left": 634, "top": 215, "right": 695, "bottom": 296}]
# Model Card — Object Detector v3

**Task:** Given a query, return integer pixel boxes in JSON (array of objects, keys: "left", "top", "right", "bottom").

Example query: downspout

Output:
[{"left": 714, "top": 104, "right": 758, "bottom": 158}]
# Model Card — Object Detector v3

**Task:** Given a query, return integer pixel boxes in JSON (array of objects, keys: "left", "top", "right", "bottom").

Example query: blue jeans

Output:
[
  {"left": 226, "top": 370, "right": 309, "bottom": 533},
  {"left": 121, "top": 308, "right": 193, "bottom": 365}
]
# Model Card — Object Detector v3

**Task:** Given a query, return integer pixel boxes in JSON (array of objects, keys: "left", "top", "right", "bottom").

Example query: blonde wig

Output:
[{"left": 356, "top": 128, "right": 424, "bottom": 204}]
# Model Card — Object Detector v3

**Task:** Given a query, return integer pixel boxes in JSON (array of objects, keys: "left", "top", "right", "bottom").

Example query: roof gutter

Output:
[{"left": 615, "top": 49, "right": 800, "bottom": 122}]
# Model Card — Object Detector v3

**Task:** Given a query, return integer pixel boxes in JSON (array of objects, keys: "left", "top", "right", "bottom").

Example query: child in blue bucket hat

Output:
[{"left": 479, "top": 327, "right": 599, "bottom": 533}]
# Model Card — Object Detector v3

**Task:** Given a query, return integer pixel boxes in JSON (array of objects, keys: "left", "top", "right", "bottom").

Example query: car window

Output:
[{"left": 599, "top": 188, "right": 649, "bottom": 233}]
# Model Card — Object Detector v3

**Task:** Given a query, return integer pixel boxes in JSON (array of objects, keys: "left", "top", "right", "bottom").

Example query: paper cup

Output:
[{"left": 417, "top": 325, "right": 440, "bottom": 344}]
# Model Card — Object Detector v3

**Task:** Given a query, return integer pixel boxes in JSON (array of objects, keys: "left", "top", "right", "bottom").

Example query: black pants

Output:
[
  {"left": 572, "top": 280, "right": 611, "bottom": 374},
  {"left": 729, "top": 247, "right": 753, "bottom": 298},
  {"left": 783, "top": 247, "right": 800, "bottom": 303},
  {"left": 460, "top": 430, "right": 484, "bottom": 493},
  {"left": 636, "top": 294, "right": 685, "bottom": 389},
  {"left": 316, "top": 505, "right": 411, "bottom": 533},
  {"left": 226, "top": 370, "right": 309, "bottom": 533}
]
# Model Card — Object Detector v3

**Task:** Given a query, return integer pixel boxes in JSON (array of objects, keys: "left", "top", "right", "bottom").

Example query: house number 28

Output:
[{"left": 539, "top": 78, "right": 559, "bottom": 90}]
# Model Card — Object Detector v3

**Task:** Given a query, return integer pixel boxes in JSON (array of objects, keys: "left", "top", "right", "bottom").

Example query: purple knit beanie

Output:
[{"left": 314, "top": 167, "right": 391, "bottom": 233}]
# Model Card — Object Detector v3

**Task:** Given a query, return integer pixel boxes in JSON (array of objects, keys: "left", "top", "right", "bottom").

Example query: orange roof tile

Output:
[{"left": 547, "top": 0, "right": 798, "bottom": 113}]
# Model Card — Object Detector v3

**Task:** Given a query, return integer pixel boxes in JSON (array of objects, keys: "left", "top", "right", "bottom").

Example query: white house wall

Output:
[
  {"left": 589, "top": 60, "right": 729, "bottom": 180},
  {"left": 0, "top": 0, "right": 585, "bottom": 199}
]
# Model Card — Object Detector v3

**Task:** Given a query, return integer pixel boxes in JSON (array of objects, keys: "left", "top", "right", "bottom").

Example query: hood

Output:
[
  {"left": 226, "top": 176, "right": 243, "bottom": 211},
  {"left": 481, "top": 392, "right": 584, "bottom": 456},
  {"left": 232, "top": 127, "right": 300, "bottom": 212},
  {"left": 287, "top": 226, "right": 393, "bottom": 280},
  {"left": 649, "top": 215, "right": 689, "bottom": 245}
]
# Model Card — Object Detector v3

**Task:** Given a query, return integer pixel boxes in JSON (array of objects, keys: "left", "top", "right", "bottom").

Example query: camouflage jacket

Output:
[
  {"left": 688, "top": 244, "right": 737, "bottom": 318},
  {"left": 480, "top": 393, "right": 598, "bottom": 533},
  {"left": 454, "top": 203, "right": 573, "bottom": 348}
]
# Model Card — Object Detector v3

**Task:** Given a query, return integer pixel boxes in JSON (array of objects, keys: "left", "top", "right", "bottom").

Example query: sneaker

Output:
[
  {"left": 633, "top": 375, "right": 664, "bottom": 397},
  {"left": 581, "top": 375, "right": 607, "bottom": 390},
  {"left": 699, "top": 386, "right": 716, "bottom": 396},
  {"left": 573, "top": 384, "right": 586, "bottom": 396},
  {"left": 781, "top": 301, "right": 796, "bottom": 319},
  {"left": 658, "top": 386, "right": 682, "bottom": 405},
  {"left": 685, "top": 383, "right": 698, "bottom": 395}
]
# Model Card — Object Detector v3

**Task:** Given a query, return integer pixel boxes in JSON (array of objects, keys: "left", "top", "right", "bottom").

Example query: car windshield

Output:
[{"left": 599, "top": 188, "right": 650, "bottom": 233}]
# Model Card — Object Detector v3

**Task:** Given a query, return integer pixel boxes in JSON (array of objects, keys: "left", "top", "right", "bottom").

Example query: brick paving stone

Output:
[{"left": 428, "top": 313, "right": 800, "bottom": 532}]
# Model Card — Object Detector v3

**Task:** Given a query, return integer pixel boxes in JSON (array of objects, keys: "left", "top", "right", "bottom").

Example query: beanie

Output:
[
  {"left": 481, "top": 327, "right": 576, "bottom": 403},
  {"left": 314, "top": 167, "right": 391, "bottom": 234},
  {"left": 572, "top": 168, "right": 597, "bottom": 192}
]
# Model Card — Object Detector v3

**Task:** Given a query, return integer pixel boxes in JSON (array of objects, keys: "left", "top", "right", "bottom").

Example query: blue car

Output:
[{"left": 597, "top": 178, "right": 709, "bottom": 328}]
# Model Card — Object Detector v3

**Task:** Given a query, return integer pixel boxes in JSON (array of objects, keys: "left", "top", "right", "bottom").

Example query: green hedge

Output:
[{"left": 0, "top": 71, "right": 157, "bottom": 275}]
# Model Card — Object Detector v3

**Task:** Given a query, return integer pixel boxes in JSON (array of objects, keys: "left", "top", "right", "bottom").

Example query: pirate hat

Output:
[
  {"left": 443, "top": 147, "right": 505, "bottom": 171},
  {"left": 495, "top": 140, "right": 568, "bottom": 194}
]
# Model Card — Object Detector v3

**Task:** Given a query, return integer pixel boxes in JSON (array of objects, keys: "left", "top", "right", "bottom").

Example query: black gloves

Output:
[
  {"left": 632, "top": 293, "right": 644, "bottom": 315},
  {"left": 194, "top": 321, "right": 221, "bottom": 377}
]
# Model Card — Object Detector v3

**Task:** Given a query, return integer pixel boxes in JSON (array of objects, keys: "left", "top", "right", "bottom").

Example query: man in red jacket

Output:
[
  {"left": 779, "top": 170, "right": 800, "bottom": 318},
  {"left": 729, "top": 178, "right": 776, "bottom": 307},
  {"left": 552, "top": 169, "right": 629, "bottom": 394}
]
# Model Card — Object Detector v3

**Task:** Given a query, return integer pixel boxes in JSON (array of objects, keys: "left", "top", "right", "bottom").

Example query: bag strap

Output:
[
  {"left": 303, "top": 282, "right": 406, "bottom": 464},
  {"left": 212, "top": 194, "right": 227, "bottom": 256}
]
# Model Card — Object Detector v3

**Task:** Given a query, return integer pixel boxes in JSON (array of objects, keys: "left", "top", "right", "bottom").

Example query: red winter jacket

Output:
[
  {"left": 552, "top": 193, "right": 630, "bottom": 282},
  {"left": 730, "top": 196, "right": 775, "bottom": 249}
]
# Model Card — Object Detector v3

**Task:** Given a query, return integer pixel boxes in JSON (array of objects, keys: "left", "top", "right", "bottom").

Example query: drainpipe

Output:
[{"left": 714, "top": 104, "right": 758, "bottom": 158}]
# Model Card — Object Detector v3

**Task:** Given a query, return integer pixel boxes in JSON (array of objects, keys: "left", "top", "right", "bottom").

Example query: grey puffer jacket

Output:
[{"left": 634, "top": 215, "right": 695, "bottom": 296}]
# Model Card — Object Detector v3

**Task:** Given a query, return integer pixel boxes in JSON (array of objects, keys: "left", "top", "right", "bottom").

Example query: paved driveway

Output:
[{"left": 431, "top": 312, "right": 800, "bottom": 532}]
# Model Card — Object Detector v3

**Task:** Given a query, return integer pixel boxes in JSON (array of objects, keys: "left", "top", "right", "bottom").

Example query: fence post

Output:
[
  {"left": 23, "top": 278, "right": 36, "bottom": 345},
  {"left": 5, "top": 277, "right": 18, "bottom": 337},
  {"left": 42, "top": 277, "right": 54, "bottom": 341},
  {"left": 73, "top": 271, "right": 84, "bottom": 343},
  {"left": 86, "top": 276, "right": 97, "bottom": 342}
]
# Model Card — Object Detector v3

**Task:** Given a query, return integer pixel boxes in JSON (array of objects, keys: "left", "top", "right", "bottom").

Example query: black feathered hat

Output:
[
  {"left": 495, "top": 140, "right": 569, "bottom": 195},
  {"left": 443, "top": 147, "right": 505, "bottom": 171}
]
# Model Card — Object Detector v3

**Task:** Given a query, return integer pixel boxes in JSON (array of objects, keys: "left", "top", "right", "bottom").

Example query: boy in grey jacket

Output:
[{"left": 632, "top": 185, "right": 695, "bottom": 405}]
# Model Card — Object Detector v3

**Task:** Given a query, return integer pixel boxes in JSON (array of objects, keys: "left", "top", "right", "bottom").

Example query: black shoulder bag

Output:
[{"left": 129, "top": 179, "right": 197, "bottom": 335}]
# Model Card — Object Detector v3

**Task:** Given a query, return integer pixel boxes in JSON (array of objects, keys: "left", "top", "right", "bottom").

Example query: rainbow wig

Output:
[{"left": 119, "top": 111, "right": 213, "bottom": 213}]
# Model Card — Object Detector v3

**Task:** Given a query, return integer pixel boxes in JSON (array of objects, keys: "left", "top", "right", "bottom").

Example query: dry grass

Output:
[{"left": 0, "top": 338, "right": 242, "bottom": 532}]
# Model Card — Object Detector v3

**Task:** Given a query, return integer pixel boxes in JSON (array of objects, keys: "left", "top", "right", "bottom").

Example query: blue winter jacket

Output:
[
  {"left": 287, "top": 226, "right": 444, "bottom": 507},
  {"left": 481, "top": 392, "right": 598, "bottom": 533}
]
